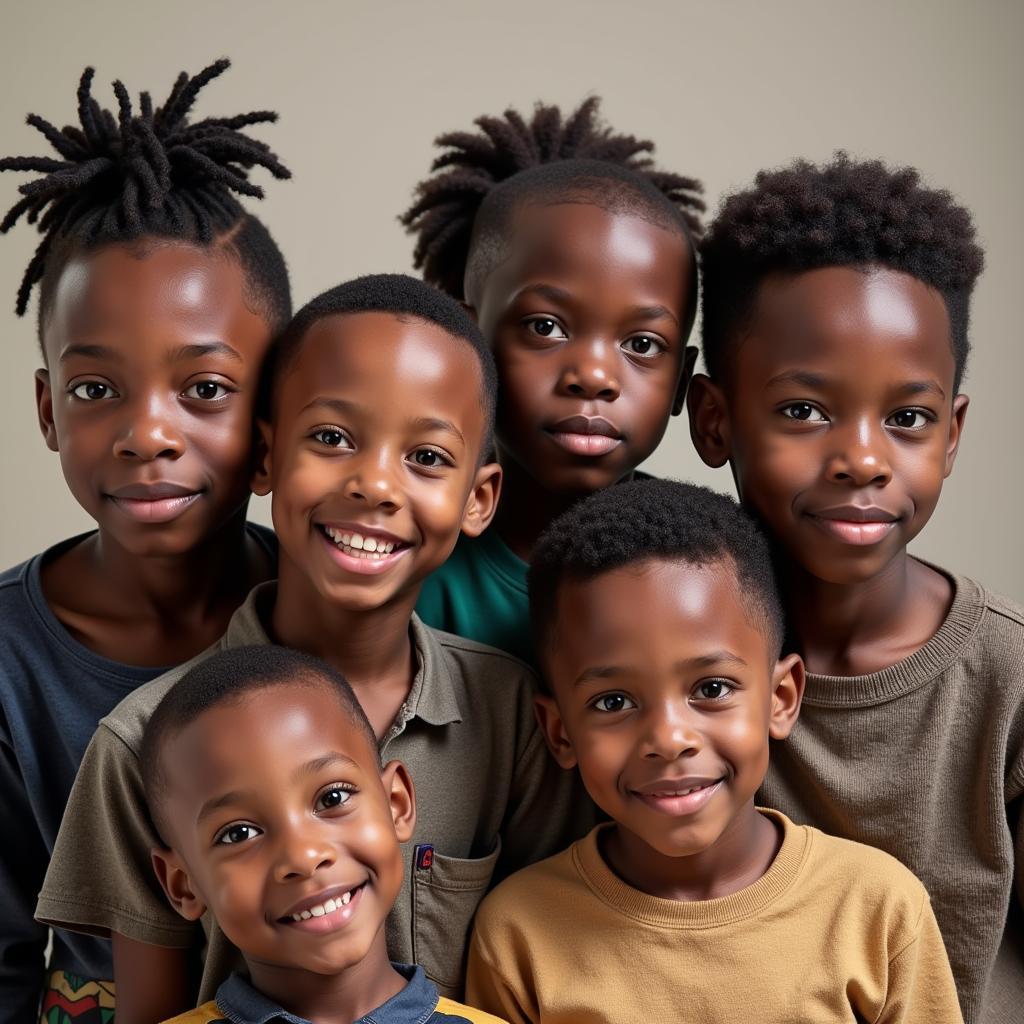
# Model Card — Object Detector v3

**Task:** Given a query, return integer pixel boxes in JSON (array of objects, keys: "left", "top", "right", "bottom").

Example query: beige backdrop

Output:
[{"left": 1, "top": 0, "right": 1020, "bottom": 598}]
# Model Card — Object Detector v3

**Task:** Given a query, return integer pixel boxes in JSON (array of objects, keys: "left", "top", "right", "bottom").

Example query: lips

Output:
[
  {"left": 806, "top": 504, "right": 900, "bottom": 546},
  {"left": 630, "top": 776, "right": 724, "bottom": 817},
  {"left": 546, "top": 415, "right": 623, "bottom": 457},
  {"left": 105, "top": 482, "right": 203, "bottom": 523},
  {"left": 277, "top": 881, "right": 367, "bottom": 935},
  {"left": 316, "top": 522, "right": 413, "bottom": 576}
]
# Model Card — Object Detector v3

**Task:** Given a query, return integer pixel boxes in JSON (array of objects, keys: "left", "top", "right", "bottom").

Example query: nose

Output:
[
  {"left": 273, "top": 821, "right": 337, "bottom": 883},
  {"left": 556, "top": 340, "right": 621, "bottom": 402},
  {"left": 112, "top": 393, "right": 185, "bottom": 461},
  {"left": 342, "top": 448, "right": 403, "bottom": 512},
  {"left": 642, "top": 702, "right": 702, "bottom": 761},
  {"left": 825, "top": 418, "right": 893, "bottom": 488}
]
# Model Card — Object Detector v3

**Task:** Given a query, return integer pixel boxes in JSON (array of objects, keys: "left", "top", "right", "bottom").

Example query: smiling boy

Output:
[
  {"left": 39, "top": 275, "right": 591, "bottom": 1022},
  {"left": 467, "top": 479, "right": 962, "bottom": 1023},
  {"left": 687, "top": 155, "right": 1024, "bottom": 1022},
  {"left": 141, "top": 645, "right": 505, "bottom": 1024}
]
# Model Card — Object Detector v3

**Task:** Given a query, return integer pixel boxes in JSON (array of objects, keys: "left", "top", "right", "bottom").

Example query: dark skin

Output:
[
  {"left": 151, "top": 682, "right": 417, "bottom": 1024},
  {"left": 36, "top": 241, "right": 275, "bottom": 667},
  {"left": 535, "top": 559, "right": 803, "bottom": 900},
  {"left": 688, "top": 267, "right": 969, "bottom": 676},
  {"left": 466, "top": 203, "right": 697, "bottom": 561}
]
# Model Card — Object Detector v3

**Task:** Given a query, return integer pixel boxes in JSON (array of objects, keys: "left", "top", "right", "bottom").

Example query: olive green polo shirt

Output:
[{"left": 37, "top": 584, "right": 594, "bottom": 1000}]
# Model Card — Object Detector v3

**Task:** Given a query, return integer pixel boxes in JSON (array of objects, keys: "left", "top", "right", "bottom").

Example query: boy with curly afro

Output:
[{"left": 687, "top": 153, "right": 1022, "bottom": 1023}]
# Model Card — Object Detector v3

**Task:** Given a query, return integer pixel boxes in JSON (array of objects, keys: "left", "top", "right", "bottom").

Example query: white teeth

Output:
[
  {"left": 311, "top": 904, "right": 326, "bottom": 917},
  {"left": 341, "top": 890, "right": 351, "bottom": 905},
  {"left": 350, "top": 533, "right": 365, "bottom": 550},
  {"left": 290, "top": 888, "right": 358, "bottom": 922},
  {"left": 364, "top": 536, "right": 378, "bottom": 552},
  {"left": 322, "top": 527, "right": 401, "bottom": 560},
  {"left": 300, "top": 910, "right": 311, "bottom": 920}
]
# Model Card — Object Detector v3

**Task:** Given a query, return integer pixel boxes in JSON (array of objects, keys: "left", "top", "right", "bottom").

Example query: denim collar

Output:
[{"left": 215, "top": 963, "right": 438, "bottom": 1024}]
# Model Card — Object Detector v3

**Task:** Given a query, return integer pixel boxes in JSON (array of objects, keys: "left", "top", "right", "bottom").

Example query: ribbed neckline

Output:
[
  {"left": 573, "top": 810, "right": 811, "bottom": 929},
  {"left": 802, "top": 569, "right": 985, "bottom": 708}
]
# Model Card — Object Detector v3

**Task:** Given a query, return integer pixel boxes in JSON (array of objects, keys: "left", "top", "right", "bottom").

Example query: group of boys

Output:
[{"left": 0, "top": 60, "right": 1019, "bottom": 1024}]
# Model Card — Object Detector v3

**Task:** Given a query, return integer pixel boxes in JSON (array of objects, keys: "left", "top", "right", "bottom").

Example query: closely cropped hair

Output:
[
  {"left": 0, "top": 59, "right": 292, "bottom": 337},
  {"left": 529, "top": 479, "right": 784, "bottom": 671},
  {"left": 401, "top": 97, "right": 705, "bottom": 309},
  {"left": 700, "top": 153, "right": 985, "bottom": 388},
  {"left": 262, "top": 272, "right": 498, "bottom": 444},
  {"left": 140, "top": 645, "right": 377, "bottom": 844}
]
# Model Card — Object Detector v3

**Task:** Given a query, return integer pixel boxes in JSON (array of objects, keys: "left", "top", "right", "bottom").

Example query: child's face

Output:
[
  {"left": 35, "top": 242, "right": 272, "bottom": 556},
  {"left": 470, "top": 203, "right": 695, "bottom": 496},
  {"left": 256, "top": 312, "right": 499, "bottom": 611},
  {"left": 690, "top": 267, "right": 968, "bottom": 586},
  {"left": 536, "top": 559, "right": 802, "bottom": 861},
  {"left": 152, "top": 681, "right": 415, "bottom": 976}
]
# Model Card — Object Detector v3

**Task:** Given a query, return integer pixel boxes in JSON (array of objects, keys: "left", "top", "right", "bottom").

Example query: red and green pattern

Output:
[{"left": 41, "top": 970, "right": 115, "bottom": 1024}]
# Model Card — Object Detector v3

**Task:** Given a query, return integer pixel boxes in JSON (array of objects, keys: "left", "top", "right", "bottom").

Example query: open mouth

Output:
[
  {"left": 316, "top": 525, "right": 412, "bottom": 575},
  {"left": 631, "top": 779, "right": 724, "bottom": 817},
  {"left": 278, "top": 881, "right": 367, "bottom": 933}
]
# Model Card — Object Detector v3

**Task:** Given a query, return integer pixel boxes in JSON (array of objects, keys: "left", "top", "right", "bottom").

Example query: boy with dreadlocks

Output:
[
  {"left": 687, "top": 154, "right": 1023, "bottom": 1023},
  {"left": 0, "top": 60, "right": 290, "bottom": 1023},
  {"left": 402, "top": 99, "right": 703, "bottom": 665}
]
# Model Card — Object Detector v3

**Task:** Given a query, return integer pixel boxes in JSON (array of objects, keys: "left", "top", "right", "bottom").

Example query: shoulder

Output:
[
  {"left": 433, "top": 996, "right": 509, "bottom": 1023},
  {"left": 474, "top": 845, "right": 581, "bottom": 934},
  {"left": 158, "top": 1001, "right": 225, "bottom": 1024},
  {"left": 422, "top": 621, "right": 540, "bottom": 697}
]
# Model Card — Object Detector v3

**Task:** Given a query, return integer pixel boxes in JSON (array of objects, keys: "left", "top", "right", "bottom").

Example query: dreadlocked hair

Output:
[
  {"left": 0, "top": 58, "right": 292, "bottom": 335},
  {"left": 400, "top": 97, "right": 705, "bottom": 302}
]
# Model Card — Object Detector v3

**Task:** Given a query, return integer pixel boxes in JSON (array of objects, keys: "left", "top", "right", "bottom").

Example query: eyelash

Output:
[
  {"left": 67, "top": 379, "right": 236, "bottom": 404},
  {"left": 310, "top": 428, "right": 454, "bottom": 468},
  {"left": 779, "top": 403, "right": 936, "bottom": 430},
  {"left": 522, "top": 317, "right": 666, "bottom": 358}
]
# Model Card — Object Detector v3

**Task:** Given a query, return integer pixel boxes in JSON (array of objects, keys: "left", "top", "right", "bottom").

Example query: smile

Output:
[
  {"left": 107, "top": 491, "right": 202, "bottom": 523},
  {"left": 631, "top": 779, "right": 724, "bottom": 817},
  {"left": 317, "top": 524, "right": 411, "bottom": 575},
  {"left": 279, "top": 882, "right": 366, "bottom": 934}
]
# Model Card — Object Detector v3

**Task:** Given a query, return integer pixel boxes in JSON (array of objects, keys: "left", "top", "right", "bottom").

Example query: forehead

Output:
[
  {"left": 549, "top": 560, "right": 772, "bottom": 681},
  {"left": 276, "top": 310, "right": 486, "bottom": 431},
  {"left": 736, "top": 266, "right": 955, "bottom": 384}
]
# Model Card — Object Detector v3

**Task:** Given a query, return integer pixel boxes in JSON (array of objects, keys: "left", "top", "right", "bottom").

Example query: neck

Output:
[
  {"left": 245, "top": 935, "right": 406, "bottom": 1024},
  {"left": 604, "top": 802, "right": 779, "bottom": 902}
]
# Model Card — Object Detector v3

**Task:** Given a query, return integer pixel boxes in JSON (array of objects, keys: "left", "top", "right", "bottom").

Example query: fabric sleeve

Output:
[
  {"left": 0, "top": 723, "right": 49, "bottom": 1024},
  {"left": 35, "top": 723, "right": 197, "bottom": 947},
  {"left": 875, "top": 894, "right": 964, "bottom": 1024},
  {"left": 465, "top": 926, "right": 535, "bottom": 1024}
]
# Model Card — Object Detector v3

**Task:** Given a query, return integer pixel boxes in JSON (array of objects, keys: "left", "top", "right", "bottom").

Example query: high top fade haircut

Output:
[
  {"left": 0, "top": 59, "right": 292, "bottom": 345},
  {"left": 262, "top": 272, "right": 498, "bottom": 450},
  {"left": 400, "top": 97, "right": 705, "bottom": 327},
  {"left": 140, "top": 645, "right": 378, "bottom": 846},
  {"left": 528, "top": 479, "right": 784, "bottom": 682},
  {"left": 700, "top": 153, "right": 985, "bottom": 391}
]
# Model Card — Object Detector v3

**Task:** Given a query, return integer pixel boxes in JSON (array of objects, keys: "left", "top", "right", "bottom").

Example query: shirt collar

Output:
[
  {"left": 215, "top": 964, "right": 437, "bottom": 1024},
  {"left": 222, "top": 585, "right": 463, "bottom": 730}
]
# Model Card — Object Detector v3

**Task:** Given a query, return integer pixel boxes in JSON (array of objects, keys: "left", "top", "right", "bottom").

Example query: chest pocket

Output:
[{"left": 411, "top": 836, "right": 502, "bottom": 997}]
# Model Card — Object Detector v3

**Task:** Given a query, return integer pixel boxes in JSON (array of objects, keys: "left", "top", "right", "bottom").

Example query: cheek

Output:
[{"left": 574, "top": 726, "right": 630, "bottom": 791}]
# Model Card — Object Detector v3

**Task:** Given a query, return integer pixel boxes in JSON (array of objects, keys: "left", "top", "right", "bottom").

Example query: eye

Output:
[
  {"left": 525, "top": 317, "right": 568, "bottom": 340},
  {"left": 591, "top": 693, "right": 637, "bottom": 713},
  {"left": 781, "top": 402, "right": 827, "bottom": 423},
  {"left": 886, "top": 408, "right": 931, "bottom": 430},
  {"left": 693, "top": 679, "right": 734, "bottom": 701},
  {"left": 70, "top": 381, "right": 118, "bottom": 401},
  {"left": 621, "top": 335, "right": 664, "bottom": 358},
  {"left": 215, "top": 822, "right": 262, "bottom": 846},
  {"left": 183, "top": 380, "right": 231, "bottom": 401},
  {"left": 410, "top": 448, "right": 452, "bottom": 469},
  {"left": 315, "top": 784, "right": 354, "bottom": 812},
  {"left": 313, "top": 428, "right": 352, "bottom": 449}
]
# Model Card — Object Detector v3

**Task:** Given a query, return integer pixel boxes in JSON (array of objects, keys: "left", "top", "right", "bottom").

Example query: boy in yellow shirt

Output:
[{"left": 466, "top": 479, "right": 962, "bottom": 1024}]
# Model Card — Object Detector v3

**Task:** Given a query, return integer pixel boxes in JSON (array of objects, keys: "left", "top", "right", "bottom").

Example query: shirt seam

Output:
[{"left": 871, "top": 893, "right": 927, "bottom": 1024}]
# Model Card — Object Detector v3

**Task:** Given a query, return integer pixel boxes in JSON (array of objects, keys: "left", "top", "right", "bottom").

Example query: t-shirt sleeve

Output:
[
  {"left": 875, "top": 892, "right": 964, "bottom": 1024},
  {"left": 0, "top": 718, "right": 49, "bottom": 1023},
  {"left": 35, "top": 722, "right": 196, "bottom": 947},
  {"left": 465, "top": 922, "right": 535, "bottom": 1024}
]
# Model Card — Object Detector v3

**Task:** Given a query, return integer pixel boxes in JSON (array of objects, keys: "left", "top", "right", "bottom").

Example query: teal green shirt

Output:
[{"left": 416, "top": 529, "right": 532, "bottom": 665}]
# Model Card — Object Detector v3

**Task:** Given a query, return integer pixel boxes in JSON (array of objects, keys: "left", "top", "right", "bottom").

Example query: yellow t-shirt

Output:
[{"left": 467, "top": 810, "right": 963, "bottom": 1023}]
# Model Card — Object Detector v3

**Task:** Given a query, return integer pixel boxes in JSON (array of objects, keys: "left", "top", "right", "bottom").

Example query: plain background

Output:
[{"left": 0, "top": 0, "right": 1020, "bottom": 599}]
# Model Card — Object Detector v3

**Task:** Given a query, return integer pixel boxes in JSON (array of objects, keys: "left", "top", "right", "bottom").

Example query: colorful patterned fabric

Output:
[{"left": 40, "top": 971, "right": 114, "bottom": 1024}]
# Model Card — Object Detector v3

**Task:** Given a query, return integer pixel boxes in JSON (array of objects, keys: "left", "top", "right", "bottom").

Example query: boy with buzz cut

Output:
[
  {"left": 468, "top": 481, "right": 962, "bottom": 1024},
  {"left": 140, "top": 645, "right": 506, "bottom": 1024},
  {"left": 39, "top": 274, "right": 593, "bottom": 1023},
  {"left": 466, "top": 479, "right": 962, "bottom": 1024},
  {"left": 687, "top": 154, "right": 1022, "bottom": 1023}
]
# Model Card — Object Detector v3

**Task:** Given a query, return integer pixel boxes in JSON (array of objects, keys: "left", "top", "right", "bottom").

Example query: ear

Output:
[
  {"left": 460, "top": 461, "right": 502, "bottom": 538},
  {"left": 534, "top": 694, "right": 577, "bottom": 770},
  {"left": 379, "top": 760, "right": 417, "bottom": 843},
  {"left": 686, "top": 373, "right": 732, "bottom": 469},
  {"left": 35, "top": 369, "right": 59, "bottom": 452},
  {"left": 150, "top": 847, "right": 207, "bottom": 923},
  {"left": 671, "top": 345, "right": 700, "bottom": 416},
  {"left": 943, "top": 393, "right": 969, "bottom": 478},
  {"left": 767, "top": 653, "right": 805, "bottom": 741},
  {"left": 250, "top": 418, "right": 273, "bottom": 496}
]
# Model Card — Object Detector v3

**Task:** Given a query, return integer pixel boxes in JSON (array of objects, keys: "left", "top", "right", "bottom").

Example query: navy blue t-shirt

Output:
[{"left": 0, "top": 526, "right": 276, "bottom": 1022}]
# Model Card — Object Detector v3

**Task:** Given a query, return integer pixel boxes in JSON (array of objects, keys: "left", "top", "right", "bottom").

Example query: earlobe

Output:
[
  {"left": 944, "top": 394, "right": 969, "bottom": 477},
  {"left": 460, "top": 461, "right": 502, "bottom": 538},
  {"left": 35, "top": 369, "right": 59, "bottom": 452},
  {"left": 151, "top": 848, "right": 206, "bottom": 922},
  {"left": 671, "top": 345, "right": 700, "bottom": 417},
  {"left": 534, "top": 694, "right": 578, "bottom": 770},
  {"left": 250, "top": 419, "right": 273, "bottom": 496},
  {"left": 768, "top": 653, "right": 805, "bottom": 741},
  {"left": 380, "top": 760, "right": 417, "bottom": 843},
  {"left": 686, "top": 373, "right": 731, "bottom": 469}
]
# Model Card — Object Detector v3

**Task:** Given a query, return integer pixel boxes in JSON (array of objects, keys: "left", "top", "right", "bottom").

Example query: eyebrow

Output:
[
  {"left": 628, "top": 304, "right": 679, "bottom": 327},
  {"left": 302, "top": 399, "right": 465, "bottom": 443},
  {"left": 574, "top": 650, "right": 748, "bottom": 686},
  {"left": 59, "top": 343, "right": 119, "bottom": 363},
  {"left": 172, "top": 341, "right": 243, "bottom": 364},
  {"left": 409, "top": 416, "right": 465, "bottom": 445},
  {"left": 515, "top": 283, "right": 574, "bottom": 306},
  {"left": 766, "top": 370, "right": 946, "bottom": 400}
]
